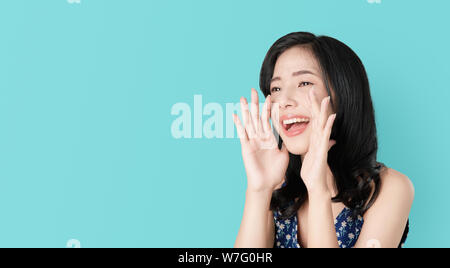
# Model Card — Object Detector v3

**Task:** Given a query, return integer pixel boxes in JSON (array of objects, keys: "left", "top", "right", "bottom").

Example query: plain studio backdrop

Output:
[{"left": 0, "top": 0, "right": 448, "bottom": 247}]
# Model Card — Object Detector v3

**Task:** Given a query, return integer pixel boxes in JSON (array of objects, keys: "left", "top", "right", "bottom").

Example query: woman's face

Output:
[{"left": 270, "top": 45, "right": 335, "bottom": 155}]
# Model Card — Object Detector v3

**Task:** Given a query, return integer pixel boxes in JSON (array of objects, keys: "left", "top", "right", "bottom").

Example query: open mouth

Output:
[{"left": 280, "top": 116, "right": 310, "bottom": 137}]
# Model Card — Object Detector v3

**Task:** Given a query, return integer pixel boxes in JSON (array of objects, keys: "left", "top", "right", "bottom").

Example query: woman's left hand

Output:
[{"left": 300, "top": 87, "right": 337, "bottom": 194}]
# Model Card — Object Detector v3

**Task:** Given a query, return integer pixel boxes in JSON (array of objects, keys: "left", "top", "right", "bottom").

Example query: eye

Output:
[
  {"left": 299, "top": 82, "right": 313, "bottom": 87},
  {"left": 270, "top": 87, "right": 281, "bottom": 93}
]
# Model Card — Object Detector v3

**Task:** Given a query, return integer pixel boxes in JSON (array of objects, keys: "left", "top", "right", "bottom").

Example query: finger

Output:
[
  {"left": 271, "top": 102, "right": 282, "bottom": 135},
  {"left": 233, "top": 113, "right": 249, "bottom": 145},
  {"left": 261, "top": 95, "right": 272, "bottom": 134},
  {"left": 319, "top": 96, "right": 331, "bottom": 129},
  {"left": 323, "top": 113, "right": 336, "bottom": 144},
  {"left": 240, "top": 97, "right": 257, "bottom": 139},
  {"left": 250, "top": 88, "right": 261, "bottom": 132},
  {"left": 308, "top": 87, "right": 320, "bottom": 127},
  {"left": 270, "top": 102, "right": 282, "bottom": 146}
]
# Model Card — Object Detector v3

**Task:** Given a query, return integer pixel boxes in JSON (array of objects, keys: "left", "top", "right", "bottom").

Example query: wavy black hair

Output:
[{"left": 259, "top": 32, "right": 408, "bottom": 247}]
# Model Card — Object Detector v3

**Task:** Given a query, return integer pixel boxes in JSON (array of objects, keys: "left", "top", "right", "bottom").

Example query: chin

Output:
[{"left": 282, "top": 136, "right": 309, "bottom": 155}]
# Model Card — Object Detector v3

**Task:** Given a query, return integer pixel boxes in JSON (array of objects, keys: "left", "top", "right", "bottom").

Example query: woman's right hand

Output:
[{"left": 233, "top": 88, "right": 290, "bottom": 193}]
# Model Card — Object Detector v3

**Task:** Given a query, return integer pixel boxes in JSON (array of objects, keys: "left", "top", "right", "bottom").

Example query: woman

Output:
[{"left": 233, "top": 32, "right": 414, "bottom": 248}]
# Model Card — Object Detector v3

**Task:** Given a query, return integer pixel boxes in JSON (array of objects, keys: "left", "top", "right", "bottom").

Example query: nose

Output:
[{"left": 278, "top": 90, "right": 298, "bottom": 110}]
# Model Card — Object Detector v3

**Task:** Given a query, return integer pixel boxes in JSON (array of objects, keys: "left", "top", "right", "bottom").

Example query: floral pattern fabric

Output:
[{"left": 273, "top": 207, "right": 364, "bottom": 248}]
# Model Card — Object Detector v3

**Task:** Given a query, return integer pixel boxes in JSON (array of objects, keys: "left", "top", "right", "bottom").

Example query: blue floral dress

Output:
[{"left": 273, "top": 206, "right": 364, "bottom": 248}]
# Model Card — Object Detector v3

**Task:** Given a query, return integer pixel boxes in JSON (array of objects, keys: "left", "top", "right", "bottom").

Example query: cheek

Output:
[
  {"left": 282, "top": 127, "right": 311, "bottom": 151},
  {"left": 310, "top": 83, "right": 328, "bottom": 96},
  {"left": 283, "top": 136, "right": 310, "bottom": 155},
  {"left": 316, "top": 91, "right": 329, "bottom": 101}
]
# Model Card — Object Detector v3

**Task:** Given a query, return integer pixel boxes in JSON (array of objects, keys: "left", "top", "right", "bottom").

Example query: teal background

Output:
[{"left": 0, "top": 0, "right": 448, "bottom": 248}]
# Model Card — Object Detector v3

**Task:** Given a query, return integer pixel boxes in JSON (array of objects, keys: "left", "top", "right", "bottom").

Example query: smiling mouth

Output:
[
  {"left": 280, "top": 116, "right": 310, "bottom": 136},
  {"left": 282, "top": 117, "right": 309, "bottom": 130}
]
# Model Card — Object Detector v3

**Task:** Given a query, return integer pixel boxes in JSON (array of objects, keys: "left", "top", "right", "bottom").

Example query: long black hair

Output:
[{"left": 259, "top": 32, "right": 408, "bottom": 247}]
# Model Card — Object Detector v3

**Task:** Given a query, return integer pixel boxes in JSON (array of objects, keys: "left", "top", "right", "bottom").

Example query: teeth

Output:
[{"left": 283, "top": 118, "right": 310, "bottom": 125}]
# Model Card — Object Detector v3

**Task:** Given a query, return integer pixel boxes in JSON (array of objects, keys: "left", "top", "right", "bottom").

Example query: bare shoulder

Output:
[
  {"left": 356, "top": 167, "right": 414, "bottom": 248},
  {"left": 378, "top": 167, "right": 415, "bottom": 203}
]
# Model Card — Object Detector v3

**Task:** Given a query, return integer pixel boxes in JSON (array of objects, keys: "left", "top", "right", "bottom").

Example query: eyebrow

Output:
[{"left": 270, "top": 70, "right": 317, "bottom": 83}]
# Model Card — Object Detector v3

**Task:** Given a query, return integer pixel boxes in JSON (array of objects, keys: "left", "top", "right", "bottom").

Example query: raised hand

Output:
[
  {"left": 300, "top": 86, "right": 337, "bottom": 194},
  {"left": 233, "top": 88, "right": 289, "bottom": 193}
]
